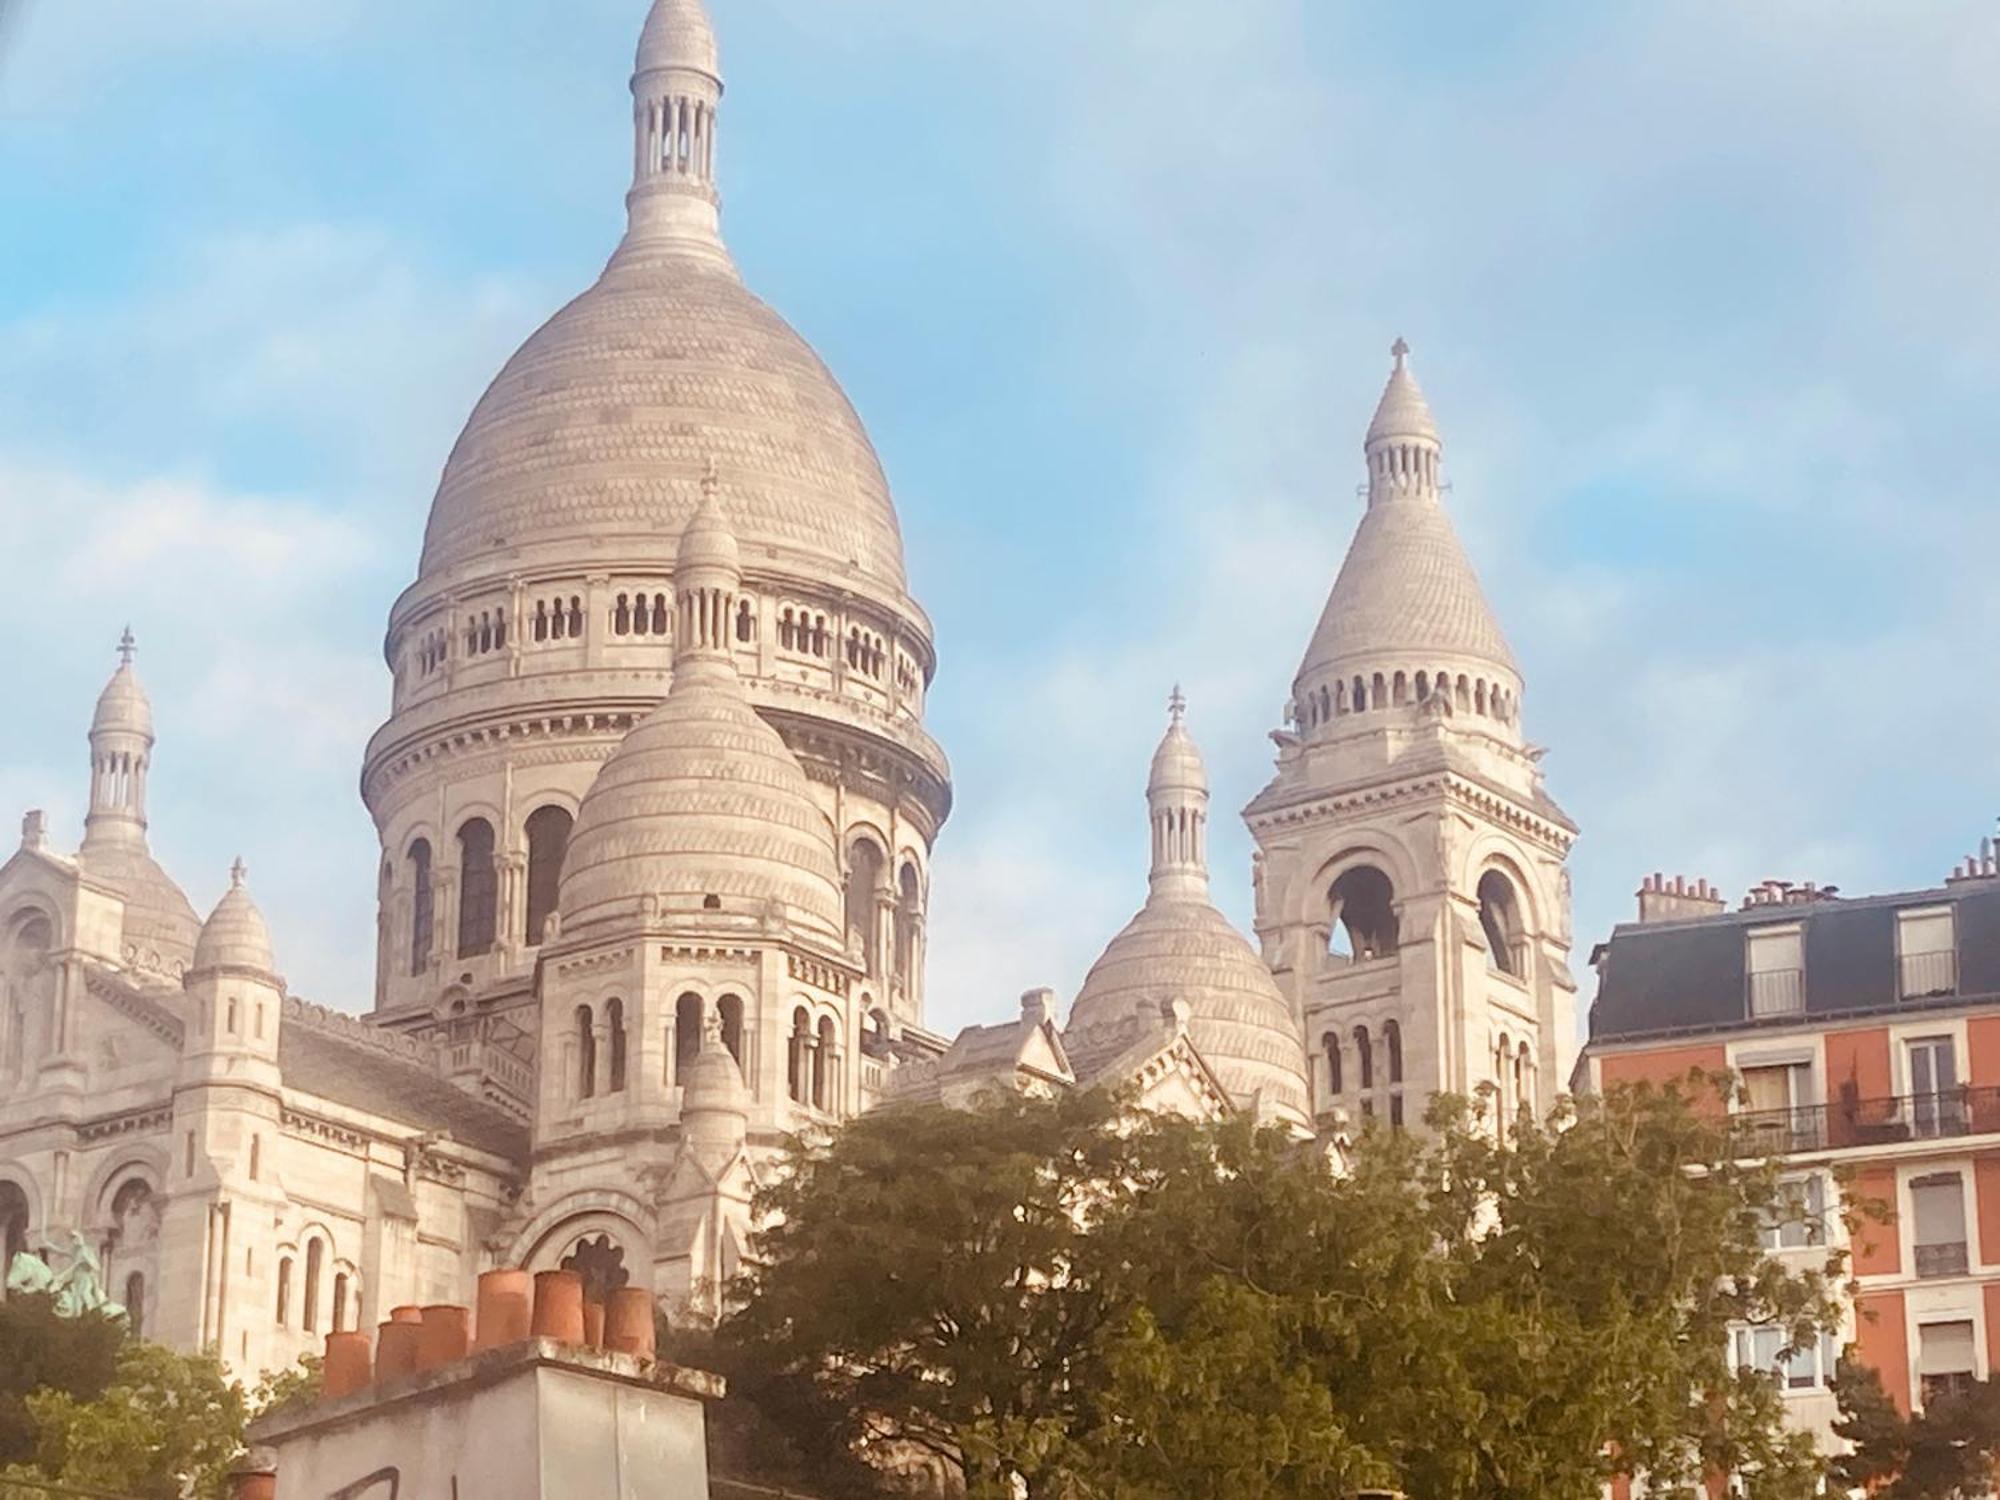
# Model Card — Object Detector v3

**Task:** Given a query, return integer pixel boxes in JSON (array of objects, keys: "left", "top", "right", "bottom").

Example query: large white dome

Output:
[{"left": 418, "top": 239, "right": 910, "bottom": 599}]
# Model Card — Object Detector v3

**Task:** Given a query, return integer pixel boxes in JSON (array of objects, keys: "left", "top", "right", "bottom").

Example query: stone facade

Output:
[{"left": 0, "top": 0, "right": 1573, "bottom": 1380}]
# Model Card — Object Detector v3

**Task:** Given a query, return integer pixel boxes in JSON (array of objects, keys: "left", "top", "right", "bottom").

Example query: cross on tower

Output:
[
  {"left": 117, "top": 627, "right": 136, "bottom": 667},
  {"left": 1168, "top": 685, "right": 1187, "bottom": 725}
]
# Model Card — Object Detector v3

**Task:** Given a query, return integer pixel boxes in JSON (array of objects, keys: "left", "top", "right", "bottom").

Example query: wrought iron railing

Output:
[
  {"left": 1915, "top": 1241, "right": 1970, "bottom": 1279},
  {"left": 1732, "top": 1086, "right": 2000, "bottom": 1154},
  {"left": 1747, "top": 967, "right": 1806, "bottom": 1018},
  {"left": 1900, "top": 948, "right": 1959, "bottom": 1001}
]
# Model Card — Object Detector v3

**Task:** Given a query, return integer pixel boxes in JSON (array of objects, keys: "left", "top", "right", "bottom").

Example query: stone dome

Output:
[
  {"left": 416, "top": 239, "right": 911, "bottom": 599},
  {"left": 1070, "top": 899, "right": 1311, "bottom": 1127},
  {"left": 637, "top": 0, "right": 719, "bottom": 78},
  {"left": 77, "top": 843, "right": 200, "bottom": 978},
  {"left": 192, "top": 863, "right": 276, "bottom": 976},
  {"left": 558, "top": 674, "right": 845, "bottom": 941},
  {"left": 91, "top": 633, "right": 152, "bottom": 739}
]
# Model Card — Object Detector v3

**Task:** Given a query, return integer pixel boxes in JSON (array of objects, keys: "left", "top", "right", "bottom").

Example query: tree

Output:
[
  {"left": 0, "top": 1293, "right": 124, "bottom": 1468},
  {"left": 1831, "top": 1359, "right": 2000, "bottom": 1498},
  {"left": 2, "top": 1340, "right": 246, "bottom": 1500},
  {"left": 722, "top": 1076, "right": 1845, "bottom": 1500}
]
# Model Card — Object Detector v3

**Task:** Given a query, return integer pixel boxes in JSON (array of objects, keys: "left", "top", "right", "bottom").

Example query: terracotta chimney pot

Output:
[
  {"left": 532, "top": 1270, "right": 586, "bottom": 1344},
  {"left": 416, "top": 1304, "right": 472, "bottom": 1372},
  {"left": 390, "top": 1304, "right": 424, "bottom": 1324},
  {"left": 476, "top": 1268, "right": 535, "bottom": 1352},
  {"left": 231, "top": 1471, "right": 277, "bottom": 1500},
  {"left": 322, "top": 1331, "right": 373, "bottom": 1401},
  {"left": 583, "top": 1299, "right": 606, "bottom": 1349},
  {"left": 375, "top": 1319, "right": 423, "bottom": 1382},
  {"left": 604, "top": 1287, "right": 657, "bottom": 1360}
]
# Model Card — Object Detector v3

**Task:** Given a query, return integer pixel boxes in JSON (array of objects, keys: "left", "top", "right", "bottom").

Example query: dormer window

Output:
[
  {"left": 1898, "top": 906, "right": 1957, "bottom": 1001},
  {"left": 1745, "top": 925, "right": 1804, "bottom": 1018}
]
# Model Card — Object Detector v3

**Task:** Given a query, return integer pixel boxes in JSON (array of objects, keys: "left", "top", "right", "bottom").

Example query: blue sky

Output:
[{"left": 3, "top": 1, "right": 1999, "bottom": 1038}]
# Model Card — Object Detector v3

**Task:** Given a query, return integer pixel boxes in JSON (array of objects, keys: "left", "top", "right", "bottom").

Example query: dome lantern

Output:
[{"left": 627, "top": 0, "right": 728, "bottom": 261}]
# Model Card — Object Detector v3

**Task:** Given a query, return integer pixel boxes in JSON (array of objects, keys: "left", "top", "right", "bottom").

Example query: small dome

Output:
[
  {"left": 1365, "top": 338, "right": 1440, "bottom": 447},
  {"left": 77, "top": 843, "right": 200, "bottom": 978},
  {"left": 192, "top": 862, "right": 276, "bottom": 976},
  {"left": 91, "top": 631, "right": 152, "bottom": 740},
  {"left": 637, "top": 0, "right": 720, "bottom": 78},
  {"left": 1148, "top": 690, "right": 1206, "bottom": 798},
  {"left": 678, "top": 472, "right": 741, "bottom": 577},
  {"left": 1069, "top": 899, "right": 1311, "bottom": 1128}
]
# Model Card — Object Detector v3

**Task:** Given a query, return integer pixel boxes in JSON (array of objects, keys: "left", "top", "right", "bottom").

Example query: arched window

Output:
[
  {"left": 846, "top": 839, "right": 885, "bottom": 975},
  {"left": 124, "top": 1272, "right": 145, "bottom": 1338},
  {"left": 523, "top": 806, "right": 573, "bottom": 947},
  {"left": 275, "top": 1256, "right": 292, "bottom": 1326},
  {"left": 575, "top": 1005, "right": 597, "bottom": 1100},
  {"left": 718, "top": 994, "right": 745, "bottom": 1066},
  {"left": 1328, "top": 866, "right": 1398, "bottom": 961},
  {"left": 303, "top": 1239, "right": 324, "bottom": 1334},
  {"left": 814, "top": 1015, "right": 839, "bottom": 1112},
  {"left": 332, "top": 1272, "right": 350, "bottom": 1333},
  {"left": 1516, "top": 1041, "right": 1534, "bottom": 1117},
  {"left": 674, "top": 993, "right": 702, "bottom": 1084},
  {"left": 1352, "top": 676, "right": 1368, "bottom": 712},
  {"left": 0, "top": 1180, "right": 30, "bottom": 1283},
  {"left": 606, "top": 999, "right": 628, "bottom": 1094},
  {"left": 894, "top": 863, "right": 922, "bottom": 989},
  {"left": 736, "top": 600, "right": 755, "bottom": 643},
  {"left": 1478, "top": 871, "right": 1525, "bottom": 978},
  {"left": 1384, "top": 1020, "right": 1404, "bottom": 1085},
  {"left": 788, "top": 1008, "right": 812, "bottom": 1104},
  {"left": 455, "top": 819, "right": 498, "bottom": 959},
  {"left": 407, "top": 839, "right": 434, "bottom": 977},
  {"left": 1354, "top": 1026, "right": 1374, "bottom": 1091},
  {"left": 1323, "top": 1033, "right": 1343, "bottom": 1095}
]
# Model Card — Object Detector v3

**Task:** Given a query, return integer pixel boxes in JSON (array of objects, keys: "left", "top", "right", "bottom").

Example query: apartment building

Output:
[{"left": 1576, "top": 847, "right": 2000, "bottom": 1448}]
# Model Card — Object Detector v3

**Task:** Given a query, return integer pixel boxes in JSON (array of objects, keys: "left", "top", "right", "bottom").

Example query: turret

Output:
[
  {"left": 182, "top": 862, "right": 283, "bottom": 1076},
  {"left": 83, "top": 629, "right": 154, "bottom": 852},
  {"left": 1147, "top": 688, "right": 1210, "bottom": 903},
  {"left": 626, "top": 0, "right": 728, "bottom": 260}
]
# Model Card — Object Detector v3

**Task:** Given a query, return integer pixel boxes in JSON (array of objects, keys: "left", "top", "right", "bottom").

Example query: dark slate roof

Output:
[
  {"left": 1589, "top": 881, "right": 2000, "bottom": 1044},
  {"left": 278, "top": 999, "right": 529, "bottom": 1162}
]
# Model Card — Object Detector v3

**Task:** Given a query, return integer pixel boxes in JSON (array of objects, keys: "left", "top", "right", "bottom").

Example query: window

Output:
[
  {"left": 1911, "top": 1172, "right": 1969, "bottom": 1279},
  {"left": 1758, "top": 1176, "right": 1827, "bottom": 1251},
  {"left": 524, "top": 807, "right": 573, "bottom": 947},
  {"left": 1323, "top": 1033, "right": 1343, "bottom": 1095},
  {"left": 1746, "top": 926, "right": 1804, "bottom": 1018},
  {"left": 1739, "top": 1062, "right": 1817, "bottom": 1151},
  {"left": 814, "top": 1016, "right": 838, "bottom": 1111},
  {"left": 789, "top": 1009, "right": 813, "bottom": 1104},
  {"left": 606, "top": 999, "right": 628, "bottom": 1094},
  {"left": 408, "top": 839, "right": 434, "bottom": 976},
  {"left": 332, "top": 1273, "right": 350, "bottom": 1333},
  {"left": 674, "top": 993, "right": 702, "bottom": 1084},
  {"left": 1328, "top": 867, "right": 1398, "bottom": 961},
  {"left": 275, "top": 1256, "right": 292, "bottom": 1326},
  {"left": 846, "top": 840, "right": 885, "bottom": 975},
  {"left": 575, "top": 1006, "right": 597, "bottom": 1100},
  {"left": 124, "top": 1273, "right": 145, "bottom": 1339},
  {"left": 718, "top": 994, "right": 745, "bottom": 1066},
  {"left": 455, "top": 819, "right": 498, "bottom": 959},
  {"left": 1909, "top": 1037, "right": 1963, "bottom": 1139},
  {"left": 894, "top": 863, "right": 923, "bottom": 991},
  {"left": 1899, "top": 907, "right": 1957, "bottom": 1000},
  {"left": 1477, "top": 872, "right": 1525, "bottom": 978},
  {"left": 1733, "top": 1324, "right": 1838, "bottom": 1392},
  {"left": 1354, "top": 1027, "right": 1374, "bottom": 1091},
  {"left": 303, "top": 1240, "right": 324, "bottom": 1334},
  {"left": 1918, "top": 1320, "right": 1978, "bottom": 1405}
]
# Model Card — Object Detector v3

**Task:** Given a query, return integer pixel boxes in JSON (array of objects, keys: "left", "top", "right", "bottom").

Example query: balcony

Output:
[
  {"left": 1731, "top": 1087, "right": 2000, "bottom": 1154},
  {"left": 1900, "top": 948, "right": 1958, "bottom": 1001},
  {"left": 1915, "top": 1241, "right": 1970, "bottom": 1280},
  {"left": 1747, "top": 967, "right": 1805, "bottom": 1019}
]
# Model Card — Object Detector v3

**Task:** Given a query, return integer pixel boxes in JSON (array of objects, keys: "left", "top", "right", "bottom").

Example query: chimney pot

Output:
[
  {"left": 322, "top": 1331, "right": 373, "bottom": 1402},
  {"left": 476, "top": 1269, "right": 535, "bottom": 1353},
  {"left": 416, "top": 1305, "right": 472, "bottom": 1373},
  {"left": 532, "top": 1270, "right": 586, "bottom": 1345}
]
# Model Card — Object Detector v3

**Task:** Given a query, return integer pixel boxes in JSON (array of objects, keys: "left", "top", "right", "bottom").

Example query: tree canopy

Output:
[{"left": 719, "top": 1078, "right": 1845, "bottom": 1500}]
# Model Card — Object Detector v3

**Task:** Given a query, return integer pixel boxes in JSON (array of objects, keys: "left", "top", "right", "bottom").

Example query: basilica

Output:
[{"left": 0, "top": 0, "right": 1578, "bottom": 1379}]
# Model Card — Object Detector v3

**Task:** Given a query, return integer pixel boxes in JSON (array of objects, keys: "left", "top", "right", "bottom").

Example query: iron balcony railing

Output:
[
  {"left": 1733, "top": 1086, "right": 2000, "bottom": 1154},
  {"left": 1915, "top": 1240, "right": 1970, "bottom": 1280},
  {"left": 1900, "top": 948, "right": 1959, "bottom": 1001},
  {"left": 1747, "top": 967, "right": 1806, "bottom": 1018}
]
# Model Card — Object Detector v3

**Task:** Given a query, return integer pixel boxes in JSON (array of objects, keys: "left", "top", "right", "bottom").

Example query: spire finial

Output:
[
  {"left": 1391, "top": 337, "right": 1410, "bottom": 372},
  {"left": 1168, "top": 685, "right": 1187, "bottom": 726},
  {"left": 118, "top": 627, "right": 136, "bottom": 667},
  {"left": 230, "top": 858, "right": 247, "bottom": 890}
]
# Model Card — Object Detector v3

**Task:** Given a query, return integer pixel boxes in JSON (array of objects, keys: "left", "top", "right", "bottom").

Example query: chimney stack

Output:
[{"left": 1635, "top": 873, "right": 1727, "bottom": 925}]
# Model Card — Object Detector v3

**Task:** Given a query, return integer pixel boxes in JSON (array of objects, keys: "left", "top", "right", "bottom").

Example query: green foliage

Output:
[
  {"left": 0, "top": 1294, "right": 124, "bottom": 1468},
  {"left": 249, "top": 1354, "right": 323, "bottom": 1425},
  {"left": 721, "top": 1076, "right": 1845, "bottom": 1500},
  {"left": 1831, "top": 1359, "right": 2000, "bottom": 1498},
  {"left": 0, "top": 1341, "right": 247, "bottom": 1500}
]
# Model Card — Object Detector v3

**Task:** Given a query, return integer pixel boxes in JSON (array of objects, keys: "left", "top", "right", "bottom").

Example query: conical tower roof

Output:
[
  {"left": 192, "top": 861, "right": 277, "bottom": 977},
  {"left": 1294, "top": 343, "right": 1519, "bottom": 719},
  {"left": 637, "top": 0, "right": 720, "bottom": 78}
]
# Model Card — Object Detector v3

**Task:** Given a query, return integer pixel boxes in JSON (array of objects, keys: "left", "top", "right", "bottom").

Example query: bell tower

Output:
[{"left": 1245, "top": 343, "right": 1579, "bottom": 1128}]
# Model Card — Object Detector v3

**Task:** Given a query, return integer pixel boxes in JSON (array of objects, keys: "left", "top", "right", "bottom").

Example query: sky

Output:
[{"left": 3, "top": 1, "right": 1999, "bottom": 1040}]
